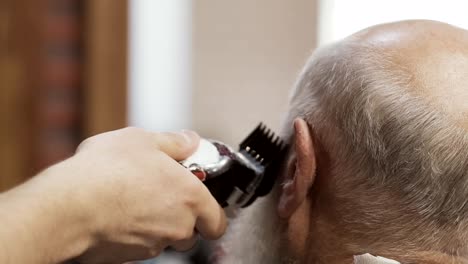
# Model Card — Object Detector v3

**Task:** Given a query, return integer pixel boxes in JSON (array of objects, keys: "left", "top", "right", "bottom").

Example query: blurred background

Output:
[{"left": 1, "top": 0, "right": 468, "bottom": 263}]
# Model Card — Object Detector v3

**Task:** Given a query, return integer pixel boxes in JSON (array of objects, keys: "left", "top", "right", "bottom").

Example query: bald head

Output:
[
  {"left": 220, "top": 20, "right": 468, "bottom": 264},
  {"left": 351, "top": 20, "right": 468, "bottom": 127},
  {"left": 288, "top": 20, "right": 468, "bottom": 262}
]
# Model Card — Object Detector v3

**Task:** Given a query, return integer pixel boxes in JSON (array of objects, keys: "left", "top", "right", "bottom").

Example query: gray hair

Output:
[{"left": 287, "top": 41, "right": 468, "bottom": 254}]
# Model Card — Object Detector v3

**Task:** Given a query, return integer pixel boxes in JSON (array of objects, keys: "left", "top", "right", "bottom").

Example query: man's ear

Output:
[{"left": 278, "top": 118, "right": 317, "bottom": 219}]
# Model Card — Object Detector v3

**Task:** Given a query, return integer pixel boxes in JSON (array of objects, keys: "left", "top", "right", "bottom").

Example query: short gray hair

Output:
[{"left": 287, "top": 41, "right": 468, "bottom": 252}]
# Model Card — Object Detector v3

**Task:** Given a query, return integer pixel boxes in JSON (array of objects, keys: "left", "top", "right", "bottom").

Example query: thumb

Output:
[{"left": 151, "top": 130, "right": 200, "bottom": 161}]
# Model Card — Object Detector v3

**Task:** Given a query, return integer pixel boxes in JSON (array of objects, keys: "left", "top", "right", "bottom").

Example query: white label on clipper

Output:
[{"left": 181, "top": 139, "right": 220, "bottom": 167}]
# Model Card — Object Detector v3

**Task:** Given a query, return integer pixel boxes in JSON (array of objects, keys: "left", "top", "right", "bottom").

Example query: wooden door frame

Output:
[
  {"left": 0, "top": 0, "right": 129, "bottom": 191},
  {"left": 83, "top": 0, "right": 128, "bottom": 137}
]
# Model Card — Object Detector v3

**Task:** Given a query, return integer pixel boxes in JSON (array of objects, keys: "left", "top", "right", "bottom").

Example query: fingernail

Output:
[{"left": 179, "top": 129, "right": 198, "bottom": 143}]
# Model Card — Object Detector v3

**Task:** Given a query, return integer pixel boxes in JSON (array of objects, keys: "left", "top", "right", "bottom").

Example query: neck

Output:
[{"left": 219, "top": 191, "right": 292, "bottom": 264}]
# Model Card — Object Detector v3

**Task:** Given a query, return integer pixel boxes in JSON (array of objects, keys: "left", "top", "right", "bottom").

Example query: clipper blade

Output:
[
  {"left": 239, "top": 123, "right": 287, "bottom": 203},
  {"left": 181, "top": 122, "right": 288, "bottom": 208},
  {"left": 240, "top": 123, "right": 286, "bottom": 165}
]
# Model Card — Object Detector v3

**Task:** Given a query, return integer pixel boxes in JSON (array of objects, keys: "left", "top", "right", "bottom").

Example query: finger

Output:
[
  {"left": 171, "top": 233, "right": 199, "bottom": 252},
  {"left": 150, "top": 130, "right": 200, "bottom": 161},
  {"left": 194, "top": 189, "right": 228, "bottom": 240}
]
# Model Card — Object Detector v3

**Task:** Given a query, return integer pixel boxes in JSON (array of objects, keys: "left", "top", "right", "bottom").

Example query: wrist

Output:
[
  {"left": 0, "top": 157, "right": 95, "bottom": 263},
  {"left": 37, "top": 157, "right": 96, "bottom": 262}
]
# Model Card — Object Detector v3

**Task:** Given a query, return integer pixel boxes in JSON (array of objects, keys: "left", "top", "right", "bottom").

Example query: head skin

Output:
[{"left": 219, "top": 20, "right": 468, "bottom": 264}]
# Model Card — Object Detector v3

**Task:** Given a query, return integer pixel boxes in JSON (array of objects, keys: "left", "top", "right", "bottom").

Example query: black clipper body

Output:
[{"left": 180, "top": 124, "right": 287, "bottom": 208}]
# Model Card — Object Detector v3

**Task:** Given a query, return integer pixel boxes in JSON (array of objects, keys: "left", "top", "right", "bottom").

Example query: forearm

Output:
[{"left": 0, "top": 159, "right": 92, "bottom": 264}]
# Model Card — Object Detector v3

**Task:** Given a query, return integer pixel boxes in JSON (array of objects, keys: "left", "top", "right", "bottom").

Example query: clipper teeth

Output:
[{"left": 239, "top": 123, "right": 286, "bottom": 165}]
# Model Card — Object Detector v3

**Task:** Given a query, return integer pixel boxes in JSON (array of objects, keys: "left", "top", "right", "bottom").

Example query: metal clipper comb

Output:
[{"left": 180, "top": 123, "right": 287, "bottom": 208}]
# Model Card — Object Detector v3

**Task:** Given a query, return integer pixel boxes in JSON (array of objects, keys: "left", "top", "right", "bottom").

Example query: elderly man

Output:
[{"left": 219, "top": 20, "right": 468, "bottom": 264}]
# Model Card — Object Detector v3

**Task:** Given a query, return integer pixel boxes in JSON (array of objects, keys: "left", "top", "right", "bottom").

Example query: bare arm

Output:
[
  {"left": 0, "top": 128, "right": 227, "bottom": 264},
  {"left": 0, "top": 160, "right": 91, "bottom": 263}
]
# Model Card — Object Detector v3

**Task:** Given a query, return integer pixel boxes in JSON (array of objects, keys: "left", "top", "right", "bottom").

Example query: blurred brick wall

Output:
[
  {"left": 0, "top": 0, "right": 127, "bottom": 191},
  {"left": 0, "top": 0, "right": 84, "bottom": 190},
  {"left": 34, "top": 0, "right": 83, "bottom": 171}
]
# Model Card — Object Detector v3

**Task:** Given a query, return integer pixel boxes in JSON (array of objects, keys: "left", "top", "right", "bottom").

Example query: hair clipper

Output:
[{"left": 180, "top": 123, "right": 287, "bottom": 208}]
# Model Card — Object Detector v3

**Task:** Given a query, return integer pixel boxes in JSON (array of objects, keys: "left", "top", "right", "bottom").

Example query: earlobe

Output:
[
  {"left": 278, "top": 156, "right": 299, "bottom": 218},
  {"left": 278, "top": 118, "right": 317, "bottom": 219}
]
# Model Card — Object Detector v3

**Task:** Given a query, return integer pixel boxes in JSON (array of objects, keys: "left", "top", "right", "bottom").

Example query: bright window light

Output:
[
  {"left": 319, "top": 0, "right": 468, "bottom": 45},
  {"left": 129, "top": 0, "right": 192, "bottom": 131}
]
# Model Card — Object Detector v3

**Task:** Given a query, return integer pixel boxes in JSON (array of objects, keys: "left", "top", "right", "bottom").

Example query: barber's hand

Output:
[{"left": 61, "top": 127, "right": 227, "bottom": 263}]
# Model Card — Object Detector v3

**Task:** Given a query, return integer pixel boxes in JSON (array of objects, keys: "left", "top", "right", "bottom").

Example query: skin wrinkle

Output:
[{"left": 221, "top": 20, "right": 468, "bottom": 264}]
